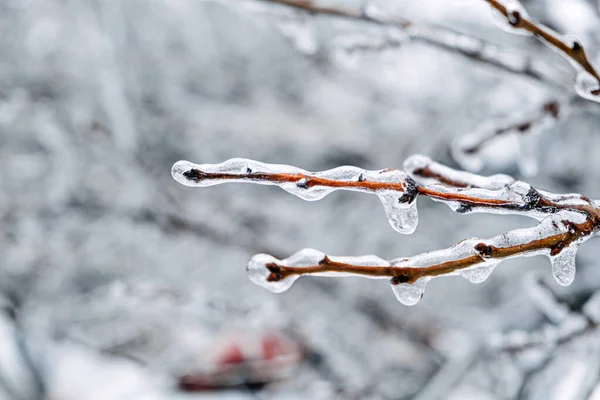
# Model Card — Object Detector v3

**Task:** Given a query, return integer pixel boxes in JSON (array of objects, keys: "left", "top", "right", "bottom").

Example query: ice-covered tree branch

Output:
[
  {"left": 171, "top": 155, "right": 600, "bottom": 306},
  {"left": 256, "top": 0, "right": 600, "bottom": 102},
  {"left": 257, "top": 0, "right": 564, "bottom": 86},
  {"left": 486, "top": 0, "right": 600, "bottom": 100}
]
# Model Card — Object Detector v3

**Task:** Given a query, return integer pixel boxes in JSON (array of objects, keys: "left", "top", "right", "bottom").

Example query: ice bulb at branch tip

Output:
[
  {"left": 247, "top": 254, "right": 299, "bottom": 293},
  {"left": 171, "top": 160, "right": 197, "bottom": 186},
  {"left": 575, "top": 71, "right": 600, "bottom": 103}
]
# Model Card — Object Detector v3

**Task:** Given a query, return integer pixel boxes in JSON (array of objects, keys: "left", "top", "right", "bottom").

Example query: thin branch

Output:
[
  {"left": 486, "top": 0, "right": 600, "bottom": 95},
  {"left": 449, "top": 99, "right": 567, "bottom": 176},
  {"left": 263, "top": 221, "right": 591, "bottom": 284},
  {"left": 263, "top": 0, "right": 407, "bottom": 27},
  {"left": 259, "top": 0, "right": 600, "bottom": 100},
  {"left": 456, "top": 100, "right": 562, "bottom": 156},
  {"left": 174, "top": 157, "right": 597, "bottom": 221},
  {"left": 258, "top": 0, "right": 564, "bottom": 86},
  {"left": 404, "top": 154, "right": 515, "bottom": 189}
]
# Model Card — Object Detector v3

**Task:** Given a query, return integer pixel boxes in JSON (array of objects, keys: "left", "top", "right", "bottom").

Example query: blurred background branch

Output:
[{"left": 2, "top": 0, "right": 600, "bottom": 398}]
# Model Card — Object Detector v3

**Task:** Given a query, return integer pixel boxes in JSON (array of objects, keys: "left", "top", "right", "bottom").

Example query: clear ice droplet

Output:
[
  {"left": 378, "top": 192, "right": 418, "bottom": 234},
  {"left": 575, "top": 71, "right": 600, "bottom": 103},
  {"left": 390, "top": 277, "right": 430, "bottom": 306},
  {"left": 459, "top": 262, "right": 498, "bottom": 284},
  {"left": 549, "top": 245, "right": 577, "bottom": 286}
]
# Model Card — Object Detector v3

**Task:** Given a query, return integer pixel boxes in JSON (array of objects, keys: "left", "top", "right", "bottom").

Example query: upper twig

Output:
[
  {"left": 485, "top": 0, "right": 600, "bottom": 95},
  {"left": 257, "top": 0, "right": 564, "bottom": 85}
]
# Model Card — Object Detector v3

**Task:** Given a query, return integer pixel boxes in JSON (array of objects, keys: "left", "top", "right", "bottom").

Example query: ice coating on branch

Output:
[
  {"left": 390, "top": 278, "right": 430, "bottom": 306},
  {"left": 172, "top": 156, "right": 599, "bottom": 305},
  {"left": 490, "top": 0, "right": 531, "bottom": 36},
  {"left": 244, "top": 211, "right": 594, "bottom": 305},
  {"left": 404, "top": 154, "right": 514, "bottom": 189},
  {"left": 417, "top": 161, "right": 595, "bottom": 220},
  {"left": 484, "top": 0, "right": 600, "bottom": 104},
  {"left": 392, "top": 238, "right": 482, "bottom": 270},
  {"left": 172, "top": 158, "right": 419, "bottom": 234},
  {"left": 538, "top": 189, "right": 593, "bottom": 207},
  {"left": 247, "top": 253, "right": 300, "bottom": 293},
  {"left": 424, "top": 181, "right": 558, "bottom": 220},
  {"left": 247, "top": 249, "right": 392, "bottom": 293}
]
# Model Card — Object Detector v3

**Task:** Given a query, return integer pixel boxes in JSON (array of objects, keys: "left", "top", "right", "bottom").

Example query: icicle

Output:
[
  {"left": 459, "top": 261, "right": 499, "bottom": 284},
  {"left": 549, "top": 245, "right": 577, "bottom": 286},
  {"left": 390, "top": 277, "right": 430, "bottom": 306},
  {"left": 377, "top": 191, "right": 418, "bottom": 234}
]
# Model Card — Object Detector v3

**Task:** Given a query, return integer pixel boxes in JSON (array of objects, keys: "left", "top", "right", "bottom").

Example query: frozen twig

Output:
[
  {"left": 172, "top": 155, "right": 600, "bottom": 305},
  {"left": 256, "top": 0, "right": 564, "bottom": 85},
  {"left": 258, "top": 0, "right": 600, "bottom": 101},
  {"left": 485, "top": 0, "right": 600, "bottom": 101}
]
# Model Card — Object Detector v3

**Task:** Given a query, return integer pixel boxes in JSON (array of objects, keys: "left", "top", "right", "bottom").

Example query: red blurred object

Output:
[{"left": 178, "top": 331, "right": 302, "bottom": 392}]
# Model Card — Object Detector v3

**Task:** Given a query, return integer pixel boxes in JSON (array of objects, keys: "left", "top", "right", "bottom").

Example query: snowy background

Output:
[{"left": 2, "top": 0, "right": 600, "bottom": 398}]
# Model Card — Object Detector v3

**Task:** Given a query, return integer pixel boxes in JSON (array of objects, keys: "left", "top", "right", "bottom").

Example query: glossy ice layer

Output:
[
  {"left": 245, "top": 211, "right": 596, "bottom": 305},
  {"left": 173, "top": 156, "right": 599, "bottom": 305},
  {"left": 490, "top": 0, "right": 531, "bottom": 36},
  {"left": 404, "top": 154, "right": 514, "bottom": 189},
  {"left": 172, "top": 158, "right": 419, "bottom": 234}
]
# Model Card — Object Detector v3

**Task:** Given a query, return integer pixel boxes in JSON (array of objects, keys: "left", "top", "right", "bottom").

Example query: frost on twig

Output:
[{"left": 172, "top": 155, "right": 600, "bottom": 306}]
